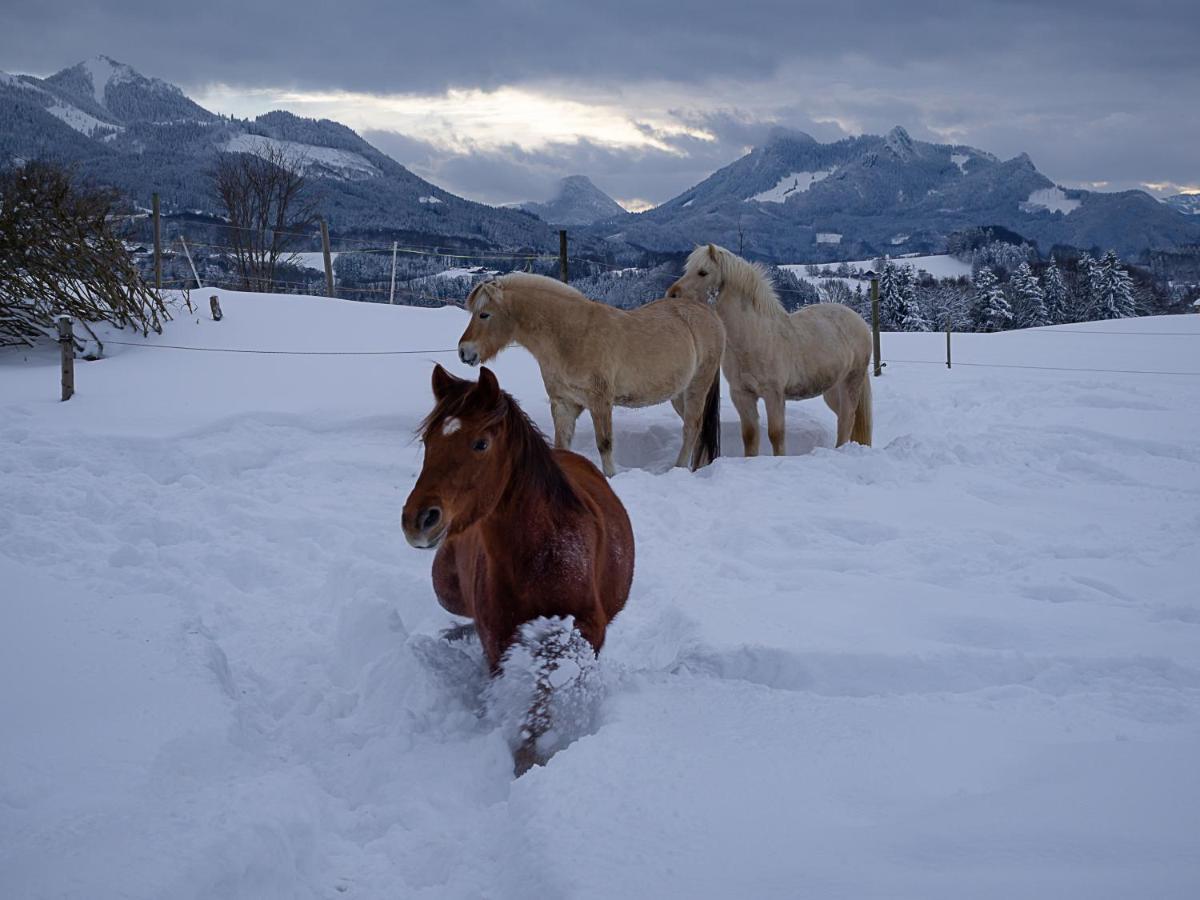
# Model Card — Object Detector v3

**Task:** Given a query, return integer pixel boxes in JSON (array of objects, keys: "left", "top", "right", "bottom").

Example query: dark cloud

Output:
[{"left": 3, "top": 1, "right": 1197, "bottom": 203}]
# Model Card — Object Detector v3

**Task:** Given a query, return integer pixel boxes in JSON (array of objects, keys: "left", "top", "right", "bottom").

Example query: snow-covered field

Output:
[
  {"left": 783, "top": 253, "right": 973, "bottom": 282},
  {"left": 2, "top": 291, "right": 1199, "bottom": 898}
]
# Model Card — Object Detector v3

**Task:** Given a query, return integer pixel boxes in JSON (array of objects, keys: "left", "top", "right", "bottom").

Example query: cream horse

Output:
[
  {"left": 457, "top": 272, "right": 724, "bottom": 476},
  {"left": 669, "top": 244, "right": 872, "bottom": 455}
]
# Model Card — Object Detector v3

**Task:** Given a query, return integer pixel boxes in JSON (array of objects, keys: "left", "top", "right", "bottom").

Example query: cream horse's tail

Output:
[
  {"left": 690, "top": 369, "right": 722, "bottom": 469},
  {"left": 851, "top": 372, "right": 873, "bottom": 446}
]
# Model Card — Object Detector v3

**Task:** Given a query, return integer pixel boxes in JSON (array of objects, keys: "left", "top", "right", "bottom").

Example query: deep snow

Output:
[{"left": 2, "top": 291, "right": 1199, "bottom": 899}]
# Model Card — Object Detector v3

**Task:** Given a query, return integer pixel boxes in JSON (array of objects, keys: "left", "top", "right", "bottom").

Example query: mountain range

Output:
[
  {"left": 0, "top": 56, "right": 557, "bottom": 252},
  {"left": 582, "top": 126, "right": 1200, "bottom": 261},
  {"left": 2, "top": 56, "right": 1198, "bottom": 263}
]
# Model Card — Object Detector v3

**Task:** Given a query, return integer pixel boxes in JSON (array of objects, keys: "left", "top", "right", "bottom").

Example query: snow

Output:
[
  {"left": 951, "top": 153, "right": 970, "bottom": 173},
  {"left": 750, "top": 169, "right": 833, "bottom": 203},
  {"left": 681, "top": 198, "right": 694, "bottom": 208},
  {"left": 783, "top": 254, "right": 973, "bottom": 285},
  {"left": 890, "top": 232, "right": 911, "bottom": 245},
  {"left": 83, "top": 56, "right": 122, "bottom": 105},
  {"left": 1021, "top": 186, "right": 1081, "bottom": 215},
  {"left": 815, "top": 232, "right": 842, "bottom": 244},
  {"left": 221, "top": 134, "right": 382, "bottom": 180},
  {"left": 419, "top": 195, "right": 443, "bottom": 204},
  {"left": 2, "top": 291, "right": 1200, "bottom": 898},
  {"left": 45, "top": 102, "right": 122, "bottom": 137},
  {"left": 291, "top": 251, "right": 339, "bottom": 271}
]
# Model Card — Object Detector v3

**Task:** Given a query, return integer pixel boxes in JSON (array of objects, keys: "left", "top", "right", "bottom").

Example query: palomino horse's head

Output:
[
  {"left": 457, "top": 280, "right": 516, "bottom": 367},
  {"left": 403, "top": 365, "right": 513, "bottom": 548},
  {"left": 667, "top": 243, "right": 725, "bottom": 302}
]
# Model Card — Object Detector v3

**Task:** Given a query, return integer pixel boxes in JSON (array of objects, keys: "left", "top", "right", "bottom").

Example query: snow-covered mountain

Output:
[
  {"left": 520, "top": 175, "right": 626, "bottom": 226},
  {"left": 587, "top": 126, "right": 1200, "bottom": 261},
  {"left": 0, "top": 56, "right": 557, "bottom": 251},
  {"left": 1164, "top": 193, "right": 1200, "bottom": 216}
]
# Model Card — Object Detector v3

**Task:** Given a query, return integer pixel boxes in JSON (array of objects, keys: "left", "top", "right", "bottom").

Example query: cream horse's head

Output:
[
  {"left": 457, "top": 279, "right": 516, "bottom": 366},
  {"left": 667, "top": 243, "right": 732, "bottom": 303}
]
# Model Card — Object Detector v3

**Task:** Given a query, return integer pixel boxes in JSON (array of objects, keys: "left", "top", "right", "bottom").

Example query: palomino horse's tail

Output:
[
  {"left": 851, "top": 372, "right": 873, "bottom": 446},
  {"left": 691, "top": 370, "right": 722, "bottom": 469}
]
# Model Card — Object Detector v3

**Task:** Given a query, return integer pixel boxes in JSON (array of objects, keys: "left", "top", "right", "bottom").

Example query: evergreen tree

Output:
[
  {"left": 1092, "top": 250, "right": 1135, "bottom": 319},
  {"left": 896, "top": 265, "right": 929, "bottom": 331},
  {"left": 1042, "top": 260, "right": 1069, "bottom": 324},
  {"left": 1075, "top": 253, "right": 1100, "bottom": 321},
  {"left": 1011, "top": 262, "right": 1048, "bottom": 328},
  {"left": 971, "top": 267, "right": 1012, "bottom": 331},
  {"left": 878, "top": 258, "right": 901, "bottom": 328}
]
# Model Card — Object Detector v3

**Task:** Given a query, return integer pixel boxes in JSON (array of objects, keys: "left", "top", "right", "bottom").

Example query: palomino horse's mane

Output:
[
  {"left": 467, "top": 272, "right": 592, "bottom": 308},
  {"left": 419, "top": 380, "right": 583, "bottom": 511},
  {"left": 686, "top": 244, "right": 786, "bottom": 316}
]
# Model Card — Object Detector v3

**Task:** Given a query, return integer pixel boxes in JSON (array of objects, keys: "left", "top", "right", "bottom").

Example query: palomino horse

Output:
[
  {"left": 402, "top": 364, "right": 634, "bottom": 773},
  {"left": 456, "top": 272, "right": 723, "bottom": 477},
  {"left": 669, "top": 244, "right": 872, "bottom": 455}
]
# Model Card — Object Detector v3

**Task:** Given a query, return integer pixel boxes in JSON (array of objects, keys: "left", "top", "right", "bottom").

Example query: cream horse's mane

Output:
[
  {"left": 500, "top": 272, "right": 591, "bottom": 301},
  {"left": 685, "top": 244, "right": 785, "bottom": 316}
]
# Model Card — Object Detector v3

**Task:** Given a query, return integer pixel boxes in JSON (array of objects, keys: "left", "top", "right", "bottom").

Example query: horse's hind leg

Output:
[
  {"left": 763, "top": 388, "right": 787, "bottom": 456},
  {"left": 551, "top": 396, "right": 583, "bottom": 449},
  {"left": 589, "top": 400, "right": 616, "bottom": 477},
  {"left": 730, "top": 387, "right": 760, "bottom": 457},
  {"left": 672, "top": 390, "right": 701, "bottom": 468},
  {"left": 823, "top": 384, "right": 853, "bottom": 447}
]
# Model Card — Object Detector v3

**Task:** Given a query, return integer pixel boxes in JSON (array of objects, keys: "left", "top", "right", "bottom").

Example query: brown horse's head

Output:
[
  {"left": 667, "top": 243, "right": 724, "bottom": 301},
  {"left": 402, "top": 364, "right": 512, "bottom": 548},
  {"left": 457, "top": 279, "right": 516, "bottom": 367}
]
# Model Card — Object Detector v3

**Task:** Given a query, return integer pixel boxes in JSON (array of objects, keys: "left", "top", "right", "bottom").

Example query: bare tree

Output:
[
  {"left": 0, "top": 161, "right": 168, "bottom": 349},
  {"left": 212, "top": 143, "right": 320, "bottom": 292}
]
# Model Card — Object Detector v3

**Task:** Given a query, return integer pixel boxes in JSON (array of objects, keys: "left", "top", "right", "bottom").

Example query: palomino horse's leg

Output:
[
  {"left": 589, "top": 401, "right": 616, "bottom": 477},
  {"left": 823, "top": 385, "right": 853, "bottom": 447},
  {"left": 670, "top": 394, "right": 695, "bottom": 468},
  {"left": 730, "top": 387, "right": 761, "bottom": 457},
  {"left": 674, "top": 375, "right": 711, "bottom": 468},
  {"left": 551, "top": 396, "right": 583, "bottom": 449},
  {"left": 763, "top": 389, "right": 787, "bottom": 456}
]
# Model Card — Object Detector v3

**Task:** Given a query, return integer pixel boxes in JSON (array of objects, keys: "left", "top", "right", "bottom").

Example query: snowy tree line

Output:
[{"left": 869, "top": 248, "right": 1157, "bottom": 333}]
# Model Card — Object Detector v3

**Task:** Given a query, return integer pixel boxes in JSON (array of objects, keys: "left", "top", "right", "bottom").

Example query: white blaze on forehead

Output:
[{"left": 442, "top": 417, "right": 462, "bottom": 436}]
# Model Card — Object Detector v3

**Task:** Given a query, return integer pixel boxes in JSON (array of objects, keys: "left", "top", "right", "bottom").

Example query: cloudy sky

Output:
[{"left": 3, "top": 0, "right": 1197, "bottom": 208}]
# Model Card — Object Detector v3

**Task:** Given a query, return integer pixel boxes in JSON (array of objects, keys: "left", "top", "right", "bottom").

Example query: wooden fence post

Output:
[
  {"left": 558, "top": 230, "right": 569, "bottom": 283},
  {"left": 210, "top": 295, "right": 223, "bottom": 321},
  {"left": 320, "top": 218, "right": 335, "bottom": 298},
  {"left": 389, "top": 240, "right": 398, "bottom": 304},
  {"left": 56, "top": 315, "right": 74, "bottom": 401},
  {"left": 152, "top": 192, "right": 162, "bottom": 292},
  {"left": 946, "top": 321, "right": 952, "bottom": 369},
  {"left": 179, "top": 236, "right": 202, "bottom": 289},
  {"left": 870, "top": 276, "right": 882, "bottom": 376}
]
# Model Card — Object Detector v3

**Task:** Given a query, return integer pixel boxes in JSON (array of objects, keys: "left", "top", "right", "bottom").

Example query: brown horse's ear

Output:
[
  {"left": 432, "top": 363, "right": 462, "bottom": 399},
  {"left": 475, "top": 366, "right": 503, "bottom": 410},
  {"left": 707, "top": 243, "right": 718, "bottom": 261}
]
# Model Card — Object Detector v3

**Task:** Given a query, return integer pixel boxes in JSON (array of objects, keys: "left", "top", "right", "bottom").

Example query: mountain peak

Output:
[
  {"left": 521, "top": 175, "right": 626, "bottom": 226},
  {"left": 44, "top": 55, "right": 212, "bottom": 124},
  {"left": 764, "top": 126, "right": 817, "bottom": 149},
  {"left": 884, "top": 125, "right": 918, "bottom": 161}
]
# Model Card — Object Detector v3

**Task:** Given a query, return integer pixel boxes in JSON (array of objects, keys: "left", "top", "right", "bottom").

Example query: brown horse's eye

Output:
[
  {"left": 473, "top": 437, "right": 489, "bottom": 452},
  {"left": 478, "top": 311, "right": 491, "bottom": 320},
  {"left": 698, "top": 269, "right": 708, "bottom": 277}
]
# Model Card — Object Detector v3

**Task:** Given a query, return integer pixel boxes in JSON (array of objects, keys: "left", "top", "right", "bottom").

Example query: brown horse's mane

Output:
[{"left": 419, "top": 385, "right": 584, "bottom": 512}]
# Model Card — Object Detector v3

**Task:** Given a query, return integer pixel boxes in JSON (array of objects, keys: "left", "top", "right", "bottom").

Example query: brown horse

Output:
[{"left": 402, "top": 364, "right": 635, "bottom": 773}]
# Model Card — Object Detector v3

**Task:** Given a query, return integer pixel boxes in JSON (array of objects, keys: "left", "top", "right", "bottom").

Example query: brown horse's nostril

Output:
[{"left": 418, "top": 507, "right": 441, "bottom": 532}]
